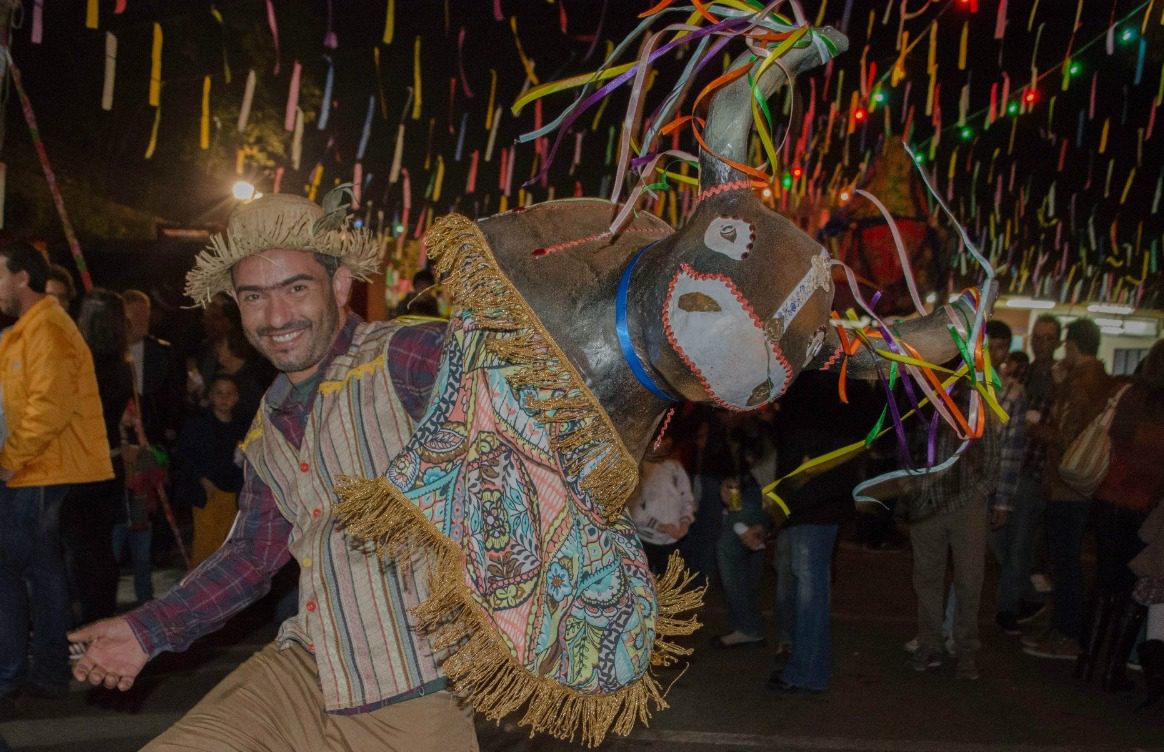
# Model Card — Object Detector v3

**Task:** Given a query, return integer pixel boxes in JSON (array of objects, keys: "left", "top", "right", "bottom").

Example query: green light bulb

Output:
[
  {"left": 1068, "top": 61, "right": 1081, "bottom": 76},
  {"left": 1007, "top": 101, "right": 1020, "bottom": 115},
  {"left": 781, "top": 173, "right": 793, "bottom": 189},
  {"left": 960, "top": 126, "right": 974, "bottom": 141}
]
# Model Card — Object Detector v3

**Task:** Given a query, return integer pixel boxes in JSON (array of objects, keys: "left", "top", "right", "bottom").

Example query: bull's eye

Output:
[{"left": 703, "top": 216, "right": 755, "bottom": 260}]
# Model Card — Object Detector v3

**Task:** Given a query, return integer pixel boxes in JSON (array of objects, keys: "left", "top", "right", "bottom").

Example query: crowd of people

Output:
[
  {"left": 2, "top": 211, "right": 1163, "bottom": 744},
  {"left": 0, "top": 241, "right": 278, "bottom": 721},
  {"left": 626, "top": 314, "right": 1164, "bottom": 708}
]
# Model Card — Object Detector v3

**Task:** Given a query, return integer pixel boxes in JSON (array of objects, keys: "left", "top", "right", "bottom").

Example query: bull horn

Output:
[{"left": 699, "top": 26, "right": 848, "bottom": 190}]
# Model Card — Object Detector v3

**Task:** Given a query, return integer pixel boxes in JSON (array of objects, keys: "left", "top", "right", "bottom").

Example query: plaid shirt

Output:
[
  {"left": 126, "top": 314, "right": 445, "bottom": 660},
  {"left": 1019, "top": 358, "right": 1056, "bottom": 476},
  {"left": 908, "top": 387, "right": 1002, "bottom": 519},
  {"left": 992, "top": 384, "right": 1026, "bottom": 512}
]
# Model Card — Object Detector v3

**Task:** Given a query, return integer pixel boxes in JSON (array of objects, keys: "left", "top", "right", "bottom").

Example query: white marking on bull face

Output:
[
  {"left": 663, "top": 264, "right": 792, "bottom": 410},
  {"left": 703, "top": 216, "right": 755, "bottom": 260},
  {"left": 766, "top": 249, "right": 834, "bottom": 352}
]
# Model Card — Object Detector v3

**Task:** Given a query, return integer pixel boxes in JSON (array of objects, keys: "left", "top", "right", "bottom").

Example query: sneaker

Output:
[
  {"left": 956, "top": 655, "right": 980, "bottom": 680},
  {"left": 711, "top": 631, "right": 765, "bottom": 648},
  {"left": 1030, "top": 574, "right": 1054, "bottom": 594},
  {"left": 1023, "top": 631, "right": 1083, "bottom": 660},
  {"left": 1021, "top": 625, "right": 1054, "bottom": 649},
  {"left": 995, "top": 611, "right": 1021, "bottom": 635},
  {"left": 1015, "top": 600, "right": 1046, "bottom": 624},
  {"left": 909, "top": 650, "right": 943, "bottom": 672}
]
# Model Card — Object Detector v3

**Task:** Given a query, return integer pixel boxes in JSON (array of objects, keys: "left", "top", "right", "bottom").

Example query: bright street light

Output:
[{"left": 232, "top": 180, "right": 257, "bottom": 201}]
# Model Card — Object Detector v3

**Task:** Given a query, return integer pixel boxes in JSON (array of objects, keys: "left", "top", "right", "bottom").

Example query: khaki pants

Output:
[
  {"left": 910, "top": 495, "right": 988, "bottom": 657},
  {"left": 143, "top": 643, "right": 478, "bottom": 752}
]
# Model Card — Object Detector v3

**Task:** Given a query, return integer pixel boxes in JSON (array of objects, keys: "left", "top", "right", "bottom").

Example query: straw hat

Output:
[{"left": 185, "top": 186, "right": 379, "bottom": 306}]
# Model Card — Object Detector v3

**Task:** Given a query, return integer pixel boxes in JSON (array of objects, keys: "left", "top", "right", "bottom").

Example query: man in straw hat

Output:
[{"left": 67, "top": 189, "right": 479, "bottom": 751}]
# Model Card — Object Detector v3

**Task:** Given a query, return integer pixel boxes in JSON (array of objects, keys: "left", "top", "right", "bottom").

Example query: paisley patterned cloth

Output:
[{"left": 389, "top": 312, "right": 657, "bottom": 691}]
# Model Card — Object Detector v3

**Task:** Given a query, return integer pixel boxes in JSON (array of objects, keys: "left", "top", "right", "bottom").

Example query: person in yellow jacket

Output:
[{"left": 0, "top": 242, "right": 112, "bottom": 717}]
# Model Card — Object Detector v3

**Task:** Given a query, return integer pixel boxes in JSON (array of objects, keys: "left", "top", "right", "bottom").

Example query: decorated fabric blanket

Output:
[{"left": 337, "top": 218, "right": 701, "bottom": 747}]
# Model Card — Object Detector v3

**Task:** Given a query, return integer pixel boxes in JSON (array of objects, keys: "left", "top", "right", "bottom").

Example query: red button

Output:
[
  {"left": 311, "top": 508, "right": 322, "bottom": 519},
  {"left": 299, "top": 462, "right": 310, "bottom": 472},
  {"left": 306, "top": 600, "right": 317, "bottom": 612},
  {"left": 307, "top": 643, "right": 315, "bottom": 652}
]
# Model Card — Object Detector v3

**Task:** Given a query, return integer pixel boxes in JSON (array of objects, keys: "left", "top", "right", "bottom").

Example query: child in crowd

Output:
[
  {"left": 629, "top": 434, "right": 696, "bottom": 576},
  {"left": 173, "top": 374, "right": 249, "bottom": 567}
]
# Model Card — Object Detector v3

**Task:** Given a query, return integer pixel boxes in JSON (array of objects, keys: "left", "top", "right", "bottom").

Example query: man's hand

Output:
[
  {"left": 68, "top": 617, "right": 149, "bottom": 691},
  {"left": 990, "top": 509, "right": 1010, "bottom": 530},
  {"left": 740, "top": 524, "right": 767, "bottom": 551}
]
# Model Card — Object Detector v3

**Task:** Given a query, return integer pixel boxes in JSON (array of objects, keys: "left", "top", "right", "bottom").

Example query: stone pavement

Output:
[{"left": 3, "top": 540, "right": 1162, "bottom": 751}]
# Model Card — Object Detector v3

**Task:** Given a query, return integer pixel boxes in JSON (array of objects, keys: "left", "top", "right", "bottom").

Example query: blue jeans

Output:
[
  {"left": 989, "top": 475, "right": 1045, "bottom": 614},
  {"left": 776, "top": 524, "right": 838, "bottom": 691},
  {"left": 1046, "top": 500, "right": 1093, "bottom": 641},
  {"left": 0, "top": 484, "right": 71, "bottom": 694},
  {"left": 112, "top": 522, "right": 154, "bottom": 604},
  {"left": 716, "top": 518, "right": 766, "bottom": 638}
]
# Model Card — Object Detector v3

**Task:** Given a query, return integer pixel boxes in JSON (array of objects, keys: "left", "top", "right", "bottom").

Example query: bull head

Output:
[{"left": 476, "top": 26, "right": 981, "bottom": 459}]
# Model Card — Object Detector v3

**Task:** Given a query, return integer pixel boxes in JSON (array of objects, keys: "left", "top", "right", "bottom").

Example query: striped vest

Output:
[{"left": 241, "top": 320, "right": 443, "bottom": 712}]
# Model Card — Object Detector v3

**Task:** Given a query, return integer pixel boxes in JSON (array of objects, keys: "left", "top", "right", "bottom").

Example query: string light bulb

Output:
[
  {"left": 853, "top": 107, "right": 867, "bottom": 122},
  {"left": 791, "top": 166, "right": 804, "bottom": 180}
]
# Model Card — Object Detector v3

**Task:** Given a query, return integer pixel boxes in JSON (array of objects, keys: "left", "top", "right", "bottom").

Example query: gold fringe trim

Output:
[
  {"left": 423, "top": 213, "right": 639, "bottom": 520},
  {"left": 318, "top": 354, "right": 386, "bottom": 396},
  {"left": 335, "top": 476, "right": 705, "bottom": 748}
]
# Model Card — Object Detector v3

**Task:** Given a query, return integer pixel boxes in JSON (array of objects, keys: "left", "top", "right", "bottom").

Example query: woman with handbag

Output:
[{"left": 1087, "top": 339, "right": 1164, "bottom": 691}]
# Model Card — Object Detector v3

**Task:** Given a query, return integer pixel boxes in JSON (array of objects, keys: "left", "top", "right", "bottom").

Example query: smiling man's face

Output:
[{"left": 231, "top": 249, "right": 352, "bottom": 383}]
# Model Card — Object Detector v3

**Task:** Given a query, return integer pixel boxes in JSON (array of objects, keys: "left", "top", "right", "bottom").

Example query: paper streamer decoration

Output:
[
  {"left": 357, "top": 95, "right": 375, "bottom": 160},
  {"left": 210, "top": 5, "right": 232, "bottom": 85},
  {"left": 238, "top": 69, "right": 256, "bottom": 133},
  {"left": 284, "top": 60, "right": 301, "bottom": 131},
  {"left": 457, "top": 27, "right": 475, "bottom": 98},
  {"left": 200, "top": 75, "right": 211, "bottom": 150},
  {"left": 389, "top": 123, "right": 405, "bottom": 184},
  {"left": 8, "top": 55, "right": 92, "bottom": 290},
  {"left": 319, "top": 56, "right": 334, "bottom": 130},
  {"left": 266, "top": 0, "right": 281, "bottom": 75},
  {"left": 291, "top": 107, "right": 304, "bottom": 169},
  {"left": 145, "top": 94, "right": 161, "bottom": 158},
  {"left": 31, "top": 0, "right": 43, "bottom": 44},
  {"left": 412, "top": 37, "right": 422, "bottom": 120},
  {"left": 148, "top": 23, "right": 162, "bottom": 108},
  {"left": 101, "top": 33, "right": 117, "bottom": 111},
  {"left": 86, "top": 0, "right": 98, "bottom": 29},
  {"left": 383, "top": 0, "right": 395, "bottom": 45},
  {"left": 324, "top": 0, "right": 338, "bottom": 49}
]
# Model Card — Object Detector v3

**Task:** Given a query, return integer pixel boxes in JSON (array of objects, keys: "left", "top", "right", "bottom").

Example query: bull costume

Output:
[{"left": 71, "top": 6, "right": 993, "bottom": 750}]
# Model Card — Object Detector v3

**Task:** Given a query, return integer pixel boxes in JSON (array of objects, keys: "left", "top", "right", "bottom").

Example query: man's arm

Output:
[
  {"left": 0, "top": 321, "right": 81, "bottom": 476},
  {"left": 69, "top": 463, "right": 292, "bottom": 690}
]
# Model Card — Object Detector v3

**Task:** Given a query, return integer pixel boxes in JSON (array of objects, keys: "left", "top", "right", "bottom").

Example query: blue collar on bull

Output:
[{"left": 615, "top": 241, "right": 681, "bottom": 403}]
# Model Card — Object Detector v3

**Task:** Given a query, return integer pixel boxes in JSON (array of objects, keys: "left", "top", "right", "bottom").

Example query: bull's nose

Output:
[{"left": 747, "top": 379, "right": 773, "bottom": 407}]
